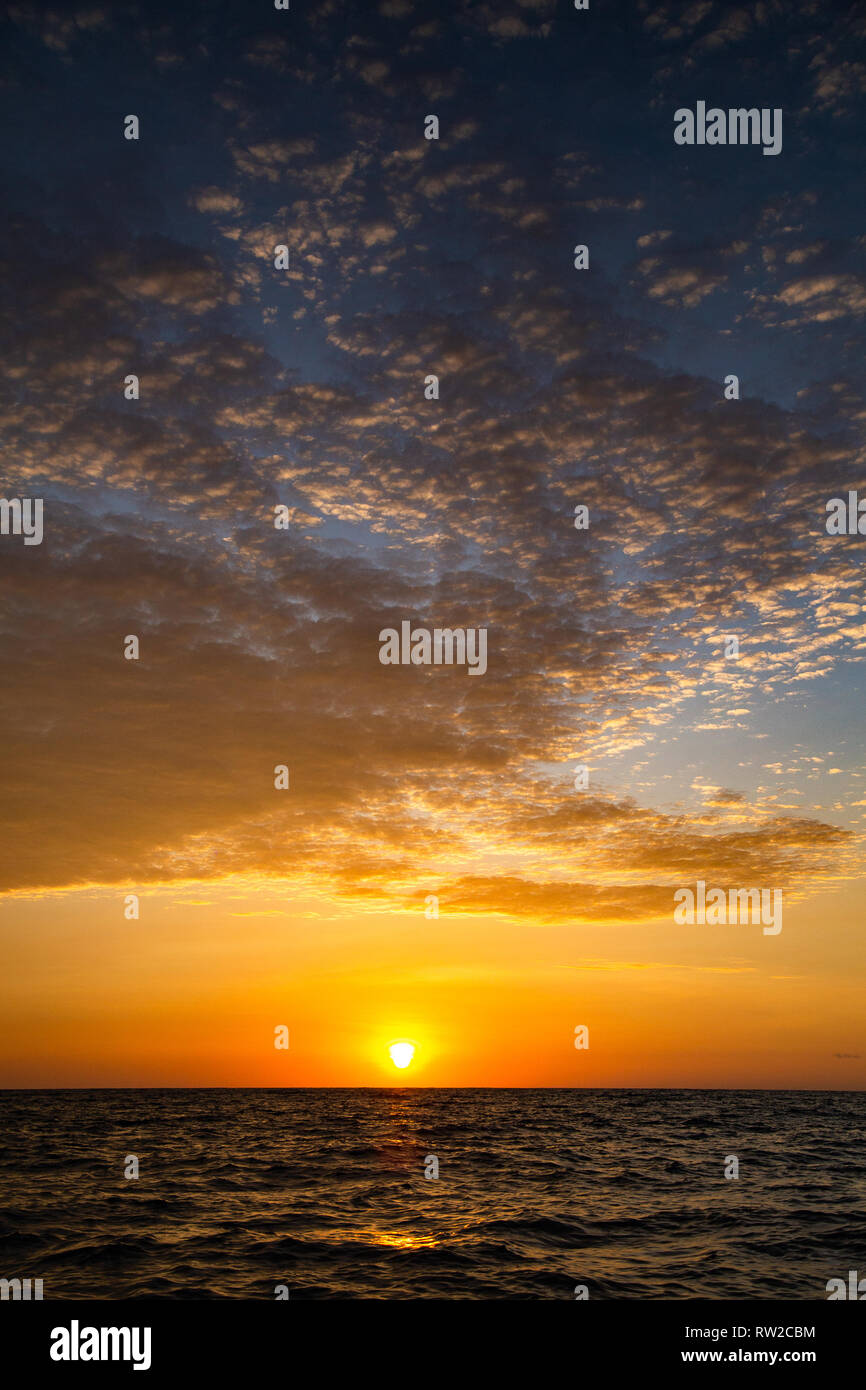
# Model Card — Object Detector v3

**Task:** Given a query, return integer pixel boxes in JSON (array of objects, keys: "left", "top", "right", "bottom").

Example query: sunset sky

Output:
[{"left": 1, "top": 0, "right": 864, "bottom": 1089}]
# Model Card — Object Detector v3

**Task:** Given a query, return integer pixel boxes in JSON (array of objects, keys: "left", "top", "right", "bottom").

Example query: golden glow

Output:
[
  {"left": 0, "top": 883, "right": 864, "bottom": 1089},
  {"left": 367, "top": 1230, "right": 440, "bottom": 1250},
  {"left": 388, "top": 1040, "right": 415, "bottom": 1069}
]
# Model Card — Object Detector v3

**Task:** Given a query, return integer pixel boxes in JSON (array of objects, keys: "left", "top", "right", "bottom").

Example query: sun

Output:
[{"left": 388, "top": 1041, "right": 416, "bottom": 1070}]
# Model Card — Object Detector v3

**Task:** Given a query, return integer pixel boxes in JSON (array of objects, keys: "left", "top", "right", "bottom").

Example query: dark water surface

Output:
[{"left": 0, "top": 1088, "right": 863, "bottom": 1299}]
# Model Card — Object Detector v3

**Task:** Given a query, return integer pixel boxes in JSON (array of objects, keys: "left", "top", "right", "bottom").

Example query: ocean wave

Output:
[{"left": 1, "top": 1088, "right": 864, "bottom": 1299}]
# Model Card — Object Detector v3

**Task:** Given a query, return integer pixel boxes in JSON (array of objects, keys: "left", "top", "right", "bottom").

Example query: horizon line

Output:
[{"left": 1, "top": 1084, "right": 863, "bottom": 1094}]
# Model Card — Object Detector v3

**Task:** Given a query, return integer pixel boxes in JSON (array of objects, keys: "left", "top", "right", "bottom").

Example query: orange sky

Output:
[
  {"left": 2, "top": 874, "right": 864, "bottom": 1088},
  {"left": 2, "top": 0, "right": 865, "bottom": 1092}
]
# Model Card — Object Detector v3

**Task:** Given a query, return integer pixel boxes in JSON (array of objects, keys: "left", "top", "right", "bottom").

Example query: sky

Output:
[{"left": 0, "top": 0, "right": 864, "bottom": 1088}]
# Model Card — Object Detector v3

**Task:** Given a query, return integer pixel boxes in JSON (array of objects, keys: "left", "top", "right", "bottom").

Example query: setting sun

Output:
[{"left": 388, "top": 1041, "right": 415, "bottom": 1070}]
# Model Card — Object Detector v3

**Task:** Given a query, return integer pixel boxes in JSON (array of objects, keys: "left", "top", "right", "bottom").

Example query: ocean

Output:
[{"left": 1, "top": 1088, "right": 863, "bottom": 1300}]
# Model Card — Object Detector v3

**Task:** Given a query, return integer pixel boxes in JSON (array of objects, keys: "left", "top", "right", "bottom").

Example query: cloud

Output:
[
  {"left": 98, "top": 238, "right": 234, "bottom": 314},
  {"left": 1, "top": 0, "right": 863, "bottom": 930},
  {"left": 190, "top": 188, "right": 244, "bottom": 217}
]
